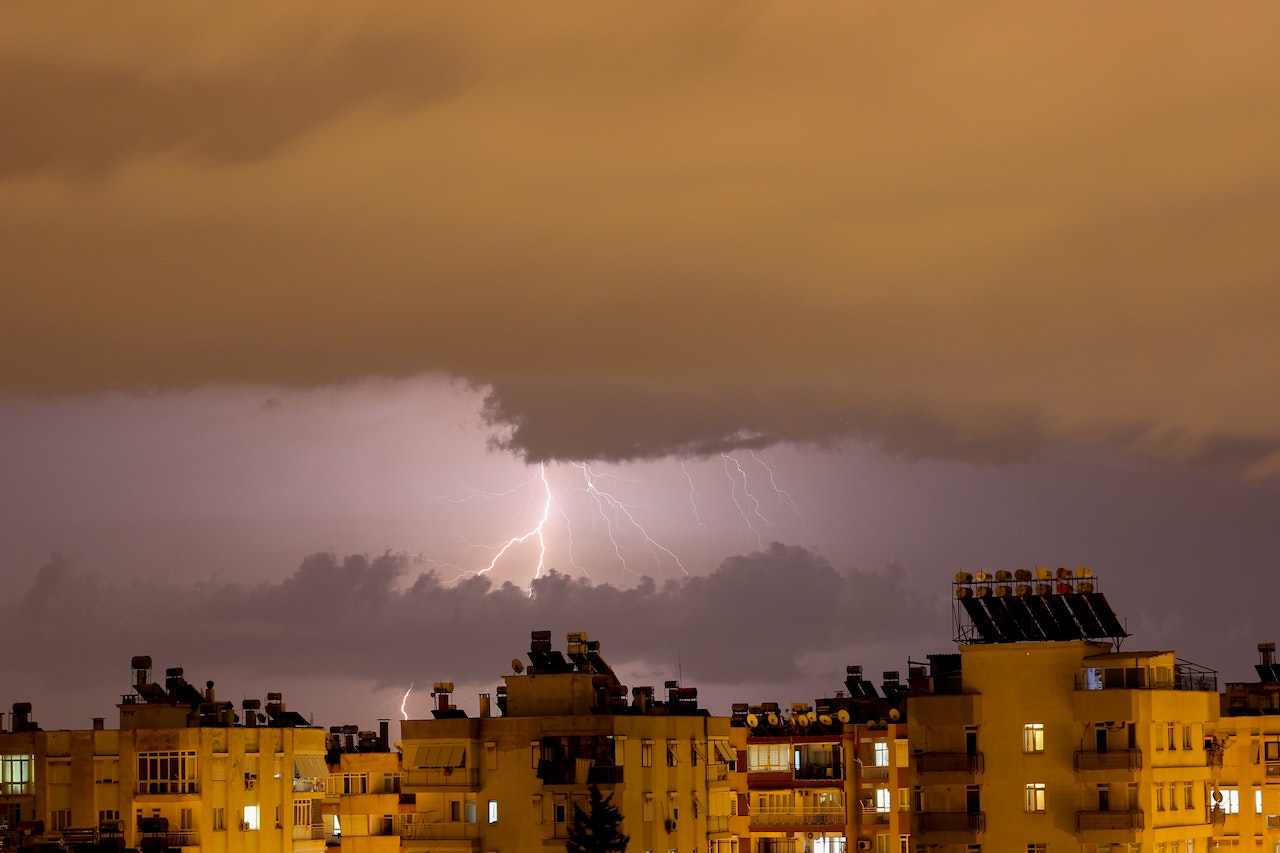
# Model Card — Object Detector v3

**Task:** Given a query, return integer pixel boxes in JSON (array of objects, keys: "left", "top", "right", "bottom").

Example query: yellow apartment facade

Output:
[
  {"left": 1208, "top": 641, "right": 1280, "bottom": 852},
  {"left": 0, "top": 657, "right": 328, "bottom": 853},
  {"left": 909, "top": 569, "right": 1221, "bottom": 853},
  {"left": 395, "top": 631, "right": 744, "bottom": 853}
]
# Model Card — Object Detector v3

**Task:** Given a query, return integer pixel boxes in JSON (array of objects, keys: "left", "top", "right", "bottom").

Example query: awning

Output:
[
  {"left": 712, "top": 741, "right": 736, "bottom": 763},
  {"left": 691, "top": 741, "right": 707, "bottom": 763},
  {"left": 666, "top": 742, "right": 680, "bottom": 764},
  {"left": 294, "top": 755, "right": 329, "bottom": 780},
  {"left": 413, "top": 745, "right": 465, "bottom": 769}
]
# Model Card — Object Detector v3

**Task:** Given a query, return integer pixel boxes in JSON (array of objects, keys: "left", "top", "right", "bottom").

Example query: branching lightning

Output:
[
  {"left": 573, "top": 462, "right": 689, "bottom": 577},
  {"left": 432, "top": 452, "right": 802, "bottom": 590}
]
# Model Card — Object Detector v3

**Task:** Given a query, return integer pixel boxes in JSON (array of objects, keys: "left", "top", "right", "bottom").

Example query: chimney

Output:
[
  {"left": 378, "top": 720, "right": 390, "bottom": 750},
  {"left": 479, "top": 694, "right": 491, "bottom": 718},
  {"left": 11, "top": 703, "right": 32, "bottom": 732},
  {"left": 1261, "top": 642, "right": 1277, "bottom": 668},
  {"left": 92, "top": 717, "right": 105, "bottom": 731}
]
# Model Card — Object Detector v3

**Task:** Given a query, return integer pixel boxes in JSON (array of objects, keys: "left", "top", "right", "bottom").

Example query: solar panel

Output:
[
  {"left": 984, "top": 596, "right": 1026, "bottom": 642},
  {"left": 1045, "top": 593, "right": 1086, "bottom": 639},
  {"left": 1081, "top": 592, "right": 1128, "bottom": 639},
  {"left": 959, "top": 594, "right": 1002, "bottom": 643},
  {"left": 1064, "top": 593, "right": 1106, "bottom": 638},
  {"left": 1002, "top": 595, "right": 1047, "bottom": 641},
  {"left": 1025, "top": 594, "right": 1070, "bottom": 640}
]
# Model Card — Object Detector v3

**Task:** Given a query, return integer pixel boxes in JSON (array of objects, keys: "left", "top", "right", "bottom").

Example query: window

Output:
[
  {"left": 294, "top": 799, "right": 312, "bottom": 831},
  {"left": 487, "top": 801, "right": 498, "bottom": 824},
  {"left": 531, "top": 741, "right": 540, "bottom": 769},
  {"left": 899, "top": 837, "right": 909, "bottom": 853},
  {"left": 554, "top": 795, "right": 567, "bottom": 824},
  {"left": 895, "top": 739, "right": 909, "bottom": 768},
  {"left": 1024, "top": 724, "right": 1045, "bottom": 753},
  {"left": 531, "top": 795, "right": 542, "bottom": 824},
  {"left": 668, "top": 792, "right": 679, "bottom": 821},
  {"left": 212, "top": 808, "right": 225, "bottom": 832},
  {"left": 1265, "top": 739, "right": 1280, "bottom": 762},
  {"left": 1024, "top": 783, "right": 1046, "bottom": 813},
  {"left": 875, "top": 787, "right": 892, "bottom": 813},
  {"left": 95, "top": 759, "right": 119, "bottom": 784},
  {"left": 643, "top": 793, "right": 654, "bottom": 822},
  {"left": 1255, "top": 787, "right": 1263, "bottom": 814},
  {"left": 137, "top": 751, "right": 198, "bottom": 794},
  {"left": 874, "top": 742, "right": 890, "bottom": 767},
  {"left": 1184, "top": 781, "right": 1194, "bottom": 810},
  {"left": 1156, "top": 783, "right": 1166, "bottom": 811},
  {"left": 899, "top": 788, "right": 910, "bottom": 812},
  {"left": 747, "top": 744, "right": 792, "bottom": 772},
  {"left": 243, "top": 806, "right": 260, "bottom": 831},
  {"left": 1167, "top": 723, "right": 1177, "bottom": 750},
  {"left": 99, "top": 810, "right": 120, "bottom": 825},
  {"left": 51, "top": 810, "right": 71, "bottom": 831},
  {"left": 641, "top": 741, "right": 654, "bottom": 768},
  {"left": 1221, "top": 789, "right": 1239, "bottom": 814},
  {"left": 1183, "top": 725, "right": 1193, "bottom": 750},
  {"left": 1028, "top": 845, "right": 1047, "bottom": 853},
  {"left": 666, "top": 741, "right": 679, "bottom": 767},
  {"left": 0, "top": 755, "right": 34, "bottom": 796}
]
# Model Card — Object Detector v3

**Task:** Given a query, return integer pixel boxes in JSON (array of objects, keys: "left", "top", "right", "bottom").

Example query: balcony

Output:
[
  {"left": 1209, "top": 807, "right": 1226, "bottom": 826},
  {"left": 706, "top": 815, "right": 732, "bottom": 834},
  {"left": 1074, "top": 749, "right": 1142, "bottom": 771},
  {"left": 399, "top": 820, "right": 479, "bottom": 840},
  {"left": 292, "top": 825, "right": 326, "bottom": 841},
  {"left": 795, "top": 762, "right": 843, "bottom": 781},
  {"left": 1266, "top": 814, "right": 1280, "bottom": 828},
  {"left": 1076, "top": 809, "right": 1143, "bottom": 831},
  {"left": 913, "top": 811, "right": 985, "bottom": 839},
  {"left": 915, "top": 752, "right": 984, "bottom": 774},
  {"left": 749, "top": 808, "right": 846, "bottom": 829},
  {"left": 1266, "top": 762, "right": 1280, "bottom": 779},
  {"left": 535, "top": 759, "right": 623, "bottom": 786},
  {"left": 404, "top": 767, "right": 479, "bottom": 788}
]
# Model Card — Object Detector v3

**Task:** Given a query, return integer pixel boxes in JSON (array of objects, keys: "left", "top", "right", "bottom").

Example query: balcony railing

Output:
[
  {"left": 405, "top": 767, "right": 480, "bottom": 788},
  {"left": 706, "top": 815, "right": 732, "bottom": 834},
  {"left": 1266, "top": 814, "right": 1280, "bottom": 828},
  {"left": 1076, "top": 809, "right": 1143, "bottom": 831},
  {"left": 1266, "top": 762, "right": 1280, "bottom": 778},
  {"left": 915, "top": 752, "right": 984, "bottom": 774},
  {"left": 1209, "top": 808, "right": 1226, "bottom": 826},
  {"left": 292, "top": 826, "right": 326, "bottom": 841},
  {"left": 749, "top": 808, "right": 846, "bottom": 828},
  {"left": 795, "top": 762, "right": 843, "bottom": 781},
  {"left": 399, "top": 821, "right": 479, "bottom": 840},
  {"left": 915, "top": 811, "right": 985, "bottom": 834},
  {"left": 1074, "top": 749, "right": 1142, "bottom": 771}
]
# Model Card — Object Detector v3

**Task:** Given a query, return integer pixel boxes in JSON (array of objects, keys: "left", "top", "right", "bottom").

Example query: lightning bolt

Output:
[
  {"left": 681, "top": 461, "right": 707, "bottom": 528},
  {"left": 749, "top": 450, "right": 803, "bottom": 516},
  {"left": 441, "top": 463, "right": 553, "bottom": 595},
  {"left": 400, "top": 683, "right": 414, "bottom": 721},
  {"left": 721, "top": 453, "right": 769, "bottom": 549},
  {"left": 573, "top": 463, "right": 689, "bottom": 577}
]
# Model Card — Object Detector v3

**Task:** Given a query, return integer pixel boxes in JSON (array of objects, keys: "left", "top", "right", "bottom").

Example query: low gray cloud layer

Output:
[{"left": 4, "top": 544, "right": 942, "bottom": 725}]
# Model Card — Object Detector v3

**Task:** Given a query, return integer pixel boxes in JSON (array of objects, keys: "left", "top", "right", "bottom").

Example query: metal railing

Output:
[
  {"left": 795, "top": 762, "right": 843, "bottom": 781},
  {"left": 1076, "top": 809, "right": 1143, "bottom": 831},
  {"left": 292, "top": 826, "right": 325, "bottom": 841},
  {"left": 1074, "top": 749, "right": 1142, "bottom": 770},
  {"left": 399, "top": 821, "right": 479, "bottom": 840},
  {"left": 749, "top": 808, "right": 845, "bottom": 828},
  {"left": 915, "top": 752, "right": 984, "bottom": 774},
  {"left": 915, "top": 811, "right": 985, "bottom": 833}
]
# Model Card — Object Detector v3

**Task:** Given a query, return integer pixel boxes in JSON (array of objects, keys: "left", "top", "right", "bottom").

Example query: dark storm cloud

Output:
[
  {"left": 4, "top": 545, "right": 942, "bottom": 713},
  {"left": 4, "top": 2, "right": 1280, "bottom": 474}
]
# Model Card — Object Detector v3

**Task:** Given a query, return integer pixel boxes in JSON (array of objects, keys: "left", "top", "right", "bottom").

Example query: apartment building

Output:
[
  {"left": 0, "top": 657, "right": 328, "bottom": 853},
  {"left": 908, "top": 569, "right": 1221, "bottom": 853},
  {"left": 395, "top": 630, "right": 744, "bottom": 853},
  {"left": 735, "top": 666, "right": 911, "bottom": 853},
  {"left": 1208, "top": 641, "right": 1280, "bottom": 852}
]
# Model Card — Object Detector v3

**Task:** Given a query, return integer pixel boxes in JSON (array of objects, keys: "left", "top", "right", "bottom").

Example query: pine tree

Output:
[{"left": 566, "top": 784, "right": 630, "bottom": 853}]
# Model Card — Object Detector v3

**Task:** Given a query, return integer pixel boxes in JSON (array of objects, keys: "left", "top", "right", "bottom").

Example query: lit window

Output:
[
  {"left": 874, "top": 742, "right": 890, "bottom": 767},
  {"left": 1024, "top": 783, "right": 1046, "bottom": 813},
  {"left": 243, "top": 806, "right": 260, "bottom": 831},
  {"left": 1221, "top": 789, "right": 1239, "bottom": 814},
  {"left": 1023, "top": 724, "right": 1045, "bottom": 753},
  {"left": 875, "top": 788, "right": 892, "bottom": 813},
  {"left": 487, "top": 800, "right": 498, "bottom": 824},
  {"left": 1256, "top": 788, "right": 1263, "bottom": 814}
]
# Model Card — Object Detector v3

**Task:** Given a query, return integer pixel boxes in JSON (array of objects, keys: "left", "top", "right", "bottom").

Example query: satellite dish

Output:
[
  {"left": 767, "top": 713, "right": 780, "bottom": 727},
  {"left": 746, "top": 714, "right": 759, "bottom": 728},
  {"left": 807, "top": 711, "right": 818, "bottom": 723},
  {"left": 818, "top": 715, "right": 833, "bottom": 726},
  {"left": 888, "top": 708, "right": 901, "bottom": 721},
  {"left": 836, "top": 709, "right": 850, "bottom": 724},
  {"left": 1213, "top": 789, "right": 1223, "bottom": 803},
  {"left": 795, "top": 714, "right": 809, "bottom": 727},
  {"left": 974, "top": 571, "right": 990, "bottom": 582},
  {"left": 511, "top": 659, "right": 524, "bottom": 674}
]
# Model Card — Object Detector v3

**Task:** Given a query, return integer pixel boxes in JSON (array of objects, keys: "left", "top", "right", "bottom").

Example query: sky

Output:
[{"left": 2, "top": 1, "right": 1278, "bottom": 731}]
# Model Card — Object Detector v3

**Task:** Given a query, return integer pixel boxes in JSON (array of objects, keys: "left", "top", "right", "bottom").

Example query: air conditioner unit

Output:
[
  {"left": 857, "top": 840, "right": 872, "bottom": 851},
  {"left": 663, "top": 819, "right": 676, "bottom": 833}
]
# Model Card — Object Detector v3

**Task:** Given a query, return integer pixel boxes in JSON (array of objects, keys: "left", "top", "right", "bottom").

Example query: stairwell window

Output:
[
  {"left": 1023, "top": 724, "right": 1045, "bottom": 753},
  {"left": 641, "top": 741, "right": 654, "bottom": 768},
  {"left": 1024, "top": 783, "right": 1046, "bottom": 813}
]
